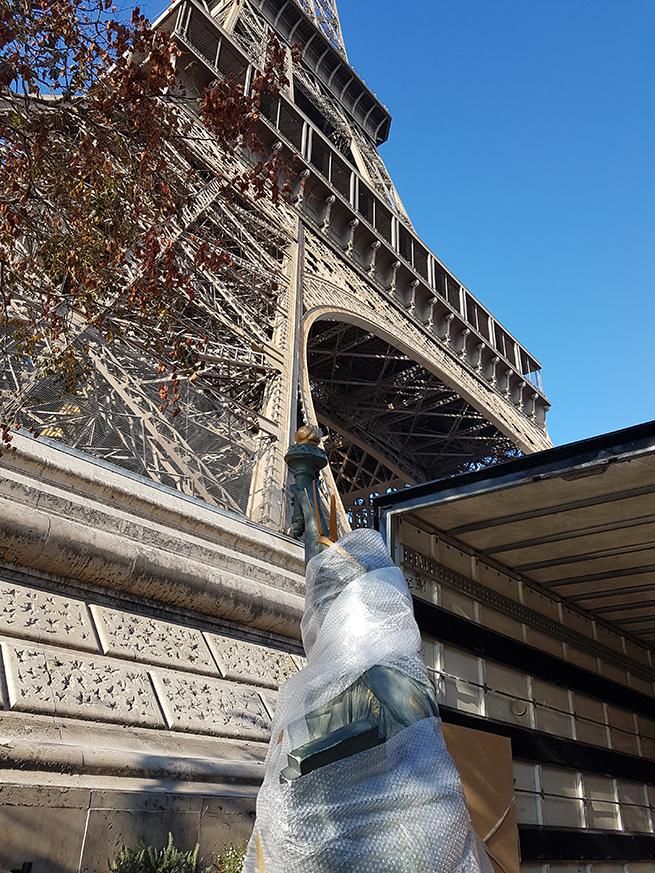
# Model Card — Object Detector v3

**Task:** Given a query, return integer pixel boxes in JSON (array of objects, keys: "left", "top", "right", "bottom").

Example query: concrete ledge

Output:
[
  {"left": 0, "top": 740, "right": 265, "bottom": 785},
  {"left": 0, "top": 498, "right": 304, "bottom": 637},
  {"left": 1, "top": 432, "right": 303, "bottom": 574},
  {"left": 0, "top": 434, "right": 305, "bottom": 639},
  {"left": 0, "top": 712, "right": 267, "bottom": 786}
]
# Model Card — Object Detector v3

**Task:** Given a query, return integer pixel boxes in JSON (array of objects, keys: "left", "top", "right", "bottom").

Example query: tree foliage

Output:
[{"left": 0, "top": 0, "right": 289, "bottom": 450}]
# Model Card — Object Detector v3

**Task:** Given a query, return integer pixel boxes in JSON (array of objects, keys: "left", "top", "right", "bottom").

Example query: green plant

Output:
[
  {"left": 110, "top": 832, "right": 209, "bottom": 873},
  {"left": 214, "top": 843, "right": 246, "bottom": 873},
  {"left": 110, "top": 834, "right": 246, "bottom": 873}
]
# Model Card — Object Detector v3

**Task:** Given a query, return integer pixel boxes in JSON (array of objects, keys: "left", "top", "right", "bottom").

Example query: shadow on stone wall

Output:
[
  {"left": 0, "top": 759, "right": 257, "bottom": 873},
  {"left": 0, "top": 788, "right": 86, "bottom": 873}
]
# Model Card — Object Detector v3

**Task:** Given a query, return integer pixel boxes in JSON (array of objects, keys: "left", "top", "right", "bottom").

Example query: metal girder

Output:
[
  {"left": 2, "top": 0, "right": 548, "bottom": 535},
  {"left": 319, "top": 412, "right": 419, "bottom": 487},
  {"left": 296, "top": 0, "right": 347, "bottom": 57},
  {"left": 307, "top": 318, "right": 520, "bottom": 502},
  {"left": 2, "top": 96, "right": 297, "bottom": 518}
]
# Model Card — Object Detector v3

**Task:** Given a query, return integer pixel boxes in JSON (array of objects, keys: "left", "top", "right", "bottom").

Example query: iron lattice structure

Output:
[
  {"left": 2, "top": 0, "right": 552, "bottom": 531},
  {"left": 296, "top": 0, "right": 347, "bottom": 56}
]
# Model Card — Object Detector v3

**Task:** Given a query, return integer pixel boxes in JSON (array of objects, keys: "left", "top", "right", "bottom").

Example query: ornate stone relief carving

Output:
[
  {"left": 206, "top": 635, "right": 299, "bottom": 689},
  {"left": 0, "top": 579, "right": 96, "bottom": 651},
  {"left": 258, "top": 688, "right": 278, "bottom": 721},
  {"left": 0, "top": 581, "right": 303, "bottom": 743},
  {"left": 90, "top": 605, "right": 216, "bottom": 675},
  {"left": 2, "top": 643, "right": 163, "bottom": 727},
  {"left": 151, "top": 670, "right": 271, "bottom": 740}
]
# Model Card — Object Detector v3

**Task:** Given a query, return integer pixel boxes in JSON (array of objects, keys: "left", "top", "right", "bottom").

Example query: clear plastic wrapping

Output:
[{"left": 243, "top": 529, "right": 493, "bottom": 873}]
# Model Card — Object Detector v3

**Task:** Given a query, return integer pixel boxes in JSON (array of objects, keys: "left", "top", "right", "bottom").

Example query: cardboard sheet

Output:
[{"left": 442, "top": 722, "right": 520, "bottom": 873}]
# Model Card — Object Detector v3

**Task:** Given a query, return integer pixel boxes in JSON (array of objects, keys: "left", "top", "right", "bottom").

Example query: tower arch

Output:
[{"left": 301, "top": 301, "right": 527, "bottom": 522}]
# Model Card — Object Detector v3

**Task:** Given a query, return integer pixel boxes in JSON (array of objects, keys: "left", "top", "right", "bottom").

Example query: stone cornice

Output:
[
  {"left": 0, "top": 711, "right": 266, "bottom": 788},
  {"left": 0, "top": 434, "right": 305, "bottom": 640}
]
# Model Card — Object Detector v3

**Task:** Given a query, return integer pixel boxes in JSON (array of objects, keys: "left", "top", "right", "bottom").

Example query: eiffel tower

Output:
[{"left": 7, "top": 0, "right": 551, "bottom": 531}]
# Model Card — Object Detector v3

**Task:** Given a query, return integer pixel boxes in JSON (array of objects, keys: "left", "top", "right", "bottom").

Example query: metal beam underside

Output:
[
  {"left": 296, "top": 0, "right": 346, "bottom": 56},
  {"left": 307, "top": 319, "right": 520, "bottom": 510}
]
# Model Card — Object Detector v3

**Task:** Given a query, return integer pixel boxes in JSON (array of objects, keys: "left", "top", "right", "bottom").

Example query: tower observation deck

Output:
[{"left": 8, "top": 0, "right": 552, "bottom": 530}]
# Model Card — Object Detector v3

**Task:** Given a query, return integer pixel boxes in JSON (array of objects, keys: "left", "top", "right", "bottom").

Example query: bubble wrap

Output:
[{"left": 243, "top": 529, "right": 493, "bottom": 873}]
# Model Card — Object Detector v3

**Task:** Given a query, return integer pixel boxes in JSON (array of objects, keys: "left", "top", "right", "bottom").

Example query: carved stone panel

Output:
[
  {"left": 90, "top": 605, "right": 216, "bottom": 675},
  {"left": 258, "top": 688, "right": 278, "bottom": 721},
  {"left": 0, "top": 579, "right": 96, "bottom": 651},
  {"left": 205, "top": 634, "right": 299, "bottom": 689},
  {"left": 151, "top": 671, "right": 271, "bottom": 741},
  {"left": 2, "top": 643, "right": 163, "bottom": 728}
]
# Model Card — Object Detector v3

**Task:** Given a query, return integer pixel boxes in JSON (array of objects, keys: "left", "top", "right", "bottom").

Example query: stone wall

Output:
[{"left": 0, "top": 433, "right": 305, "bottom": 872}]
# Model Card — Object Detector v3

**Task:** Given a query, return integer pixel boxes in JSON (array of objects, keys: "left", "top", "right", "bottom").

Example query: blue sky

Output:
[
  {"left": 336, "top": 0, "right": 654, "bottom": 445},
  {"left": 145, "top": 0, "right": 654, "bottom": 446}
]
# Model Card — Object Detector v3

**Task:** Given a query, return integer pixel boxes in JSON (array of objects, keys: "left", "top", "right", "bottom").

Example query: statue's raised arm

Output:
[{"left": 283, "top": 424, "right": 336, "bottom": 562}]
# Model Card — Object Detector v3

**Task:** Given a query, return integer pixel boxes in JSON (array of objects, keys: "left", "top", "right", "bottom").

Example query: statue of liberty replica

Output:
[{"left": 243, "top": 427, "right": 493, "bottom": 873}]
